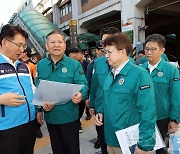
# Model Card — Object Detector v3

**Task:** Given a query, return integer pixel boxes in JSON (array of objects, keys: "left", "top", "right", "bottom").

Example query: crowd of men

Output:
[{"left": 0, "top": 24, "right": 180, "bottom": 154}]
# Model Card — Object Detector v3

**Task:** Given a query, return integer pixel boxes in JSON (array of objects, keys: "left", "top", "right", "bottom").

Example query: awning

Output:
[
  {"left": 78, "top": 42, "right": 89, "bottom": 50},
  {"left": 18, "top": 10, "right": 67, "bottom": 48},
  {"left": 78, "top": 33, "right": 101, "bottom": 43}
]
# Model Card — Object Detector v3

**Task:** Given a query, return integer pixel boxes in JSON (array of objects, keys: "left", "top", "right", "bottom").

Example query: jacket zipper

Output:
[{"left": 15, "top": 69, "right": 31, "bottom": 122}]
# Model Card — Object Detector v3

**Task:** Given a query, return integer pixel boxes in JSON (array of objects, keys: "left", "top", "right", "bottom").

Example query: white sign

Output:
[
  {"left": 32, "top": 80, "right": 83, "bottom": 105},
  {"left": 115, "top": 124, "right": 165, "bottom": 154}
]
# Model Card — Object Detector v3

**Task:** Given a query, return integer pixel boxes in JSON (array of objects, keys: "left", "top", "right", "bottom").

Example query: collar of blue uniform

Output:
[{"left": 0, "top": 54, "right": 21, "bottom": 66}]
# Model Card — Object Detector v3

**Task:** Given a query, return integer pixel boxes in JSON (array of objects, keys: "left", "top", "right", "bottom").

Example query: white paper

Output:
[
  {"left": 115, "top": 124, "right": 165, "bottom": 154},
  {"left": 32, "top": 80, "right": 84, "bottom": 105}
]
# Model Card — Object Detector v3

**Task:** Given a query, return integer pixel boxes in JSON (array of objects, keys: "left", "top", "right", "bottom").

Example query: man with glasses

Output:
[
  {"left": 89, "top": 27, "right": 120, "bottom": 154},
  {"left": 0, "top": 24, "right": 36, "bottom": 154},
  {"left": 96, "top": 33, "right": 156, "bottom": 154},
  {"left": 141, "top": 34, "right": 180, "bottom": 154}
]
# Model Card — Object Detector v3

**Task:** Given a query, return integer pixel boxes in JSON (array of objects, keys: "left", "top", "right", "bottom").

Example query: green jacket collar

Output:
[
  {"left": 118, "top": 61, "right": 132, "bottom": 76},
  {"left": 47, "top": 54, "right": 67, "bottom": 66}
]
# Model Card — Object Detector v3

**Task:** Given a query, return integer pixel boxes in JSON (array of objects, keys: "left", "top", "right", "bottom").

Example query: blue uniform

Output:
[{"left": 0, "top": 54, "right": 35, "bottom": 130}]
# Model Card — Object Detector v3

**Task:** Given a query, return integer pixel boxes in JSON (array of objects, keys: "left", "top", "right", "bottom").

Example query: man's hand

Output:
[
  {"left": 89, "top": 108, "right": 95, "bottom": 116},
  {"left": 134, "top": 147, "right": 150, "bottom": 154},
  {"left": 43, "top": 103, "right": 54, "bottom": 112},
  {"left": 37, "top": 112, "right": 44, "bottom": 125},
  {"left": 71, "top": 92, "right": 82, "bottom": 104},
  {"left": 95, "top": 113, "right": 103, "bottom": 126},
  {"left": 0, "top": 92, "right": 26, "bottom": 106},
  {"left": 85, "top": 99, "right": 90, "bottom": 108},
  {"left": 168, "top": 121, "right": 178, "bottom": 134}
]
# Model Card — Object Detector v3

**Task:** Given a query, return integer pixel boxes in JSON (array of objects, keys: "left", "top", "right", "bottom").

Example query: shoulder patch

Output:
[
  {"left": 173, "top": 78, "right": 180, "bottom": 81},
  {"left": 140, "top": 85, "right": 150, "bottom": 90}
]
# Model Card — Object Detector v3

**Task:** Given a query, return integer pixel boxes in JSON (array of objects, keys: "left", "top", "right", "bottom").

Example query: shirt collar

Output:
[
  {"left": 148, "top": 59, "right": 161, "bottom": 73},
  {"left": 47, "top": 54, "right": 66, "bottom": 66},
  {"left": 112, "top": 59, "right": 129, "bottom": 78},
  {"left": 0, "top": 53, "right": 18, "bottom": 67}
]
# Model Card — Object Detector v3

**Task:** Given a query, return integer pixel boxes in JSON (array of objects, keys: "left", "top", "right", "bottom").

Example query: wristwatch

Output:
[{"left": 36, "top": 105, "right": 43, "bottom": 112}]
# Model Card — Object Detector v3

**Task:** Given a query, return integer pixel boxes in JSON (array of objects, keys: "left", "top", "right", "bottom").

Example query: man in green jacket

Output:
[
  {"left": 140, "top": 53, "right": 168, "bottom": 64},
  {"left": 96, "top": 33, "right": 156, "bottom": 154},
  {"left": 36, "top": 30, "right": 88, "bottom": 154},
  {"left": 141, "top": 34, "right": 180, "bottom": 154},
  {"left": 90, "top": 27, "right": 120, "bottom": 154}
]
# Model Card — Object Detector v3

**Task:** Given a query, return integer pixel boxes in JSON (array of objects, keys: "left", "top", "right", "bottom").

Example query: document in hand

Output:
[
  {"left": 32, "top": 80, "right": 84, "bottom": 106},
  {"left": 115, "top": 124, "right": 165, "bottom": 154}
]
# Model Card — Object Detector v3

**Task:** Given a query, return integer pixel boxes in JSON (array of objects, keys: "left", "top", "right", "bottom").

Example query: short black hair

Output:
[
  {"left": 145, "top": 34, "right": 166, "bottom": 48},
  {"left": 100, "top": 27, "right": 120, "bottom": 37},
  {"left": 24, "top": 46, "right": 32, "bottom": 58},
  {"left": 0, "top": 24, "right": 28, "bottom": 45},
  {"left": 69, "top": 47, "right": 82, "bottom": 53},
  {"left": 138, "top": 50, "right": 145, "bottom": 55}
]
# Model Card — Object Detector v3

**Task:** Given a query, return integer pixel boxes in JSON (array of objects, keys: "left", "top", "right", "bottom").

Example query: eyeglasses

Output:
[
  {"left": 144, "top": 47, "right": 157, "bottom": 53},
  {"left": 6, "top": 39, "right": 27, "bottom": 50},
  {"left": 105, "top": 49, "right": 122, "bottom": 55}
]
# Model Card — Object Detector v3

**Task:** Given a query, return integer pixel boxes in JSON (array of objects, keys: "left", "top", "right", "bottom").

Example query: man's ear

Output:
[
  {"left": 122, "top": 49, "right": 127, "bottom": 56},
  {"left": 1, "top": 38, "right": 7, "bottom": 47},
  {"left": 161, "top": 47, "right": 165, "bottom": 54}
]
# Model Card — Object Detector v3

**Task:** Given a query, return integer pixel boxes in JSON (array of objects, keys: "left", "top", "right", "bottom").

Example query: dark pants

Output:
[
  {"left": 96, "top": 125, "right": 108, "bottom": 154},
  {"left": 0, "top": 119, "right": 36, "bottom": 154},
  {"left": 46, "top": 120, "right": 80, "bottom": 154},
  {"left": 78, "top": 100, "right": 85, "bottom": 127},
  {"left": 85, "top": 106, "right": 90, "bottom": 116},
  {"left": 156, "top": 118, "right": 170, "bottom": 154},
  {"left": 78, "top": 100, "right": 85, "bottom": 119}
]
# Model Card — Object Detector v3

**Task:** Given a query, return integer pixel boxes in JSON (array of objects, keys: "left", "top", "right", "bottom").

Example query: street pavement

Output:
[
  {"left": 34, "top": 115, "right": 101, "bottom": 154},
  {"left": 34, "top": 115, "right": 180, "bottom": 154}
]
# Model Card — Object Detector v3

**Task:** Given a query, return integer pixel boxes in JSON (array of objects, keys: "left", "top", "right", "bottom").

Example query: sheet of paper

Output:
[
  {"left": 115, "top": 124, "right": 165, "bottom": 154},
  {"left": 32, "top": 80, "right": 84, "bottom": 106}
]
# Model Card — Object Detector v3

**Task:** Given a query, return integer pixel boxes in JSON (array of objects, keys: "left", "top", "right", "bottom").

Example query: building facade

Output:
[{"left": 8, "top": 0, "right": 180, "bottom": 59}]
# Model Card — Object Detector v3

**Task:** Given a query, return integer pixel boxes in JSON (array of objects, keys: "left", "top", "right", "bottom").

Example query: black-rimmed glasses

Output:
[
  {"left": 144, "top": 47, "right": 157, "bottom": 53},
  {"left": 5, "top": 39, "right": 27, "bottom": 50}
]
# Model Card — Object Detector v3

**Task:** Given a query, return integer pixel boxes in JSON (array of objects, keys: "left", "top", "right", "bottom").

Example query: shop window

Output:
[{"left": 60, "top": 3, "right": 72, "bottom": 17}]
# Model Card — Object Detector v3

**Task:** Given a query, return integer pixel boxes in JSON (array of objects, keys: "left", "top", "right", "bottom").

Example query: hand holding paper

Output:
[
  {"left": 43, "top": 103, "right": 55, "bottom": 111},
  {"left": 32, "top": 80, "right": 84, "bottom": 106},
  {"left": 134, "top": 147, "right": 150, "bottom": 154},
  {"left": 71, "top": 92, "right": 82, "bottom": 104}
]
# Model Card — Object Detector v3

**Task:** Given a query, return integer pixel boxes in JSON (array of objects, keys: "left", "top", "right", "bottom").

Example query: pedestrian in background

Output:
[
  {"left": 19, "top": 47, "right": 43, "bottom": 138},
  {"left": 96, "top": 33, "right": 156, "bottom": 154},
  {"left": 19, "top": 46, "right": 36, "bottom": 82},
  {"left": 85, "top": 40, "right": 105, "bottom": 150},
  {"left": 36, "top": 30, "right": 88, "bottom": 154},
  {"left": 138, "top": 50, "right": 145, "bottom": 59},
  {"left": 69, "top": 47, "right": 91, "bottom": 132},
  {"left": 89, "top": 27, "right": 120, "bottom": 154},
  {"left": 0, "top": 24, "right": 36, "bottom": 154},
  {"left": 141, "top": 34, "right": 180, "bottom": 154},
  {"left": 31, "top": 52, "right": 41, "bottom": 64}
]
